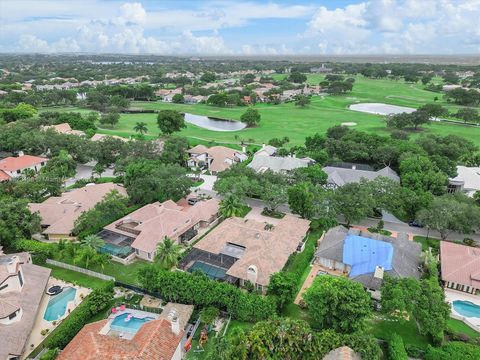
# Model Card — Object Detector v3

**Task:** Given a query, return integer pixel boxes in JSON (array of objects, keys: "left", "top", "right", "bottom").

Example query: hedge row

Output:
[
  {"left": 138, "top": 267, "right": 277, "bottom": 322},
  {"left": 44, "top": 282, "right": 114, "bottom": 349},
  {"left": 388, "top": 333, "right": 408, "bottom": 360}
]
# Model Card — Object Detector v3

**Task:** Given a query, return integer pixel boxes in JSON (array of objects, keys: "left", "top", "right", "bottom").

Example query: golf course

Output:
[{"left": 63, "top": 75, "right": 480, "bottom": 147}]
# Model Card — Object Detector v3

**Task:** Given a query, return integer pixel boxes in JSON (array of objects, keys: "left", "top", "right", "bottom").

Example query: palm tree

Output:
[
  {"left": 97, "top": 253, "right": 111, "bottom": 273},
  {"left": 75, "top": 246, "right": 97, "bottom": 269},
  {"left": 155, "top": 237, "right": 181, "bottom": 270},
  {"left": 219, "top": 195, "right": 245, "bottom": 218},
  {"left": 133, "top": 122, "right": 148, "bottom": 135},
  {"left": 81, "top": 234, "right": 105, "bottom": 249}
]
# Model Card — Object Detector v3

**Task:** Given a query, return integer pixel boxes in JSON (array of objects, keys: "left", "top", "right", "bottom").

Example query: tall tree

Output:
[
  {"left": 157, "top": 110, "right": 186, "bottom": 135},
  {"left": 133, "top": 121, "right": 148, "bottom": 135},
  {"left": 333, "top": 182, "right": 374, "bottom": 226},
  {"left": 303, "top": 276, "right": 372, "bottom": 333},
  {"left": 240, "top": 108, "right": 261, "bottom": 127},
  {"left": 287, "top": 182, "right": 315, "bottom": 219},
  {"left": 155, "top": 237, "right": 181, "bottom": 270}
]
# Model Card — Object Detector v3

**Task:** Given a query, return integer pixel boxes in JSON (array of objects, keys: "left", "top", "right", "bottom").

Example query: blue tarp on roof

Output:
[{"left": 343, "top": 235, "right": 393, "bottom": 277}]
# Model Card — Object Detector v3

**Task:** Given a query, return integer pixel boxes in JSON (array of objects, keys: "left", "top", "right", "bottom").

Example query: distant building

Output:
[
  {"left": 248, "top": 155, "right": 313, "bottom": 174},
  {"left": 323, "top": 164, "right": 399, "bottom": 188},
  {"left": 310, "top": 64, "right": 333, "bottom": 73},
  {"left": 0, "top": 250, "right": 51, "bottom": 360},
  {"left": 440, "top": 241, "right": 480, "bottom": 295},
  {"left": 186, "top": 145, "right": 247, "bottom": 174},
  {"left": 0, "top": 153, "right": 48, "bottom": 181},
  {"left": 90, "top": 133, "right": 128, "bottom": 142},
  {"left": 29, "top": 183, "right": 127, "bottom": 241},
  {"left": 41, "top": 123, "right": 86, "bottom": 136},
  {"left": 254, "top": 144, "right": 277, "bottom": 157},
  {"left": 448, "top": 166, "right": 480, "bottom": 197},
  {"left": 314, "top": 226, "right": 422, "bottom": 298}
]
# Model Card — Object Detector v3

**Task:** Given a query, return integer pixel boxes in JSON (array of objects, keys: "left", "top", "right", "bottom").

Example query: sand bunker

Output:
[
  {"left": 341, "top": 122, "right": 357, "bottom": 126},
  {"left": 349, "top": 103, "right": 416, "bottom": 115}
]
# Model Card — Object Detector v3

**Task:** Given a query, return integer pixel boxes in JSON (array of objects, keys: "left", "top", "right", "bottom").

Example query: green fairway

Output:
[{"left": 46, "top": 75, "right": 480, "bottom": 147}]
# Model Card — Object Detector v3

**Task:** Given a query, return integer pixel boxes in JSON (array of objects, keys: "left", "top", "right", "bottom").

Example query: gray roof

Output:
[
  {"left": 323, "top": 166, "right": 399, "bottom": 187},
  {"left": 315, "top": 226, "right": 422, "bottom": 291},
  {"left": 248, "top": 155, "right": 312, "bottom": 173},
  {"left": 0, "top": 253, "right": 51, "bottom": 359},
  {"left": 254, "top": 145, "right": 277, "bottom": 156}
]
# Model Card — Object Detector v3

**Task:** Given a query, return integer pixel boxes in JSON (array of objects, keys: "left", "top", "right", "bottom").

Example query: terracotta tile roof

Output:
[
  {"left": 440, "top": 241, "right": 480, "bottom": 288},
  {"left": 104, "top": 199, "right": 219, "bottom": 253},
  {"left": 323, "top": 346, "right": 361, "bottom": 360},
  {"left": 57, "top": 318, "right": 183, "bottom": 360},
  {"left": 0, "top": 154, "right": 48, "bottom": 172},
  {"left": 0, "top": 170, "right": 10, "bottom": 181},
  {"left": 194, "top": 215, "right": 310, "bottom": 286},
  {"left": 42, "top": 123, "right": 86, "bottom": 136},
  {"left": 90, "top": 133, "right": 128, "bottom": 142},
  {"left": 29, "top": 183, "right": 127, "bottom": 236}
]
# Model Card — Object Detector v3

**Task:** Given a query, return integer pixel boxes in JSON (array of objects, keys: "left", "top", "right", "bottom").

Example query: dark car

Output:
[
  {"left": 408, "top": 220, "right": 424, "bottom": 228},
  {"left": 188, "top": 198, "right": 199, "bottom": 206}
]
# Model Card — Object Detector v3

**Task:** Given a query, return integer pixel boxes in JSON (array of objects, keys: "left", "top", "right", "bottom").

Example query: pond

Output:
[
  {"left": 184, "top": 113, "right": 246, "bottom": 131},
  {"left": 349, "top": 103, "right": 416, "bottom": 115}
]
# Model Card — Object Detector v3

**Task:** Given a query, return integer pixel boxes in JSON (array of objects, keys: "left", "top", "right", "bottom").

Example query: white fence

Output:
[{"left": 46, "top": 259, "right": 115, "bottom": 281}]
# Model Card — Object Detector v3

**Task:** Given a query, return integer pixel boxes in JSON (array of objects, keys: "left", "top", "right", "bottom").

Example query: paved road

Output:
[{"left": 192, "top": 188, "right": 480, "bottom": 243}]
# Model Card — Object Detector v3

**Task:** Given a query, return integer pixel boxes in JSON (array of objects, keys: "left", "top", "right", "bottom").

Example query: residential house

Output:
[
  {"left": 280, "top": 89, "right": 302, "bottom": 101},
  {"left": 0, "top": 153, "right": 48, "bottom": 181},
  {"left": 186, "top": 145, "right": 247, "bottom": 174},
  {"left": 99, "top": 199, "right": 219, "bottom": 262},
  {"left": 183, "top": 95, "right": 206, "bottom": 104},
  {"left": 180, "top": 215, "right": 310, "bottom": 293},
  {"left": 29, "top": 183, "right": 127, "bottom": 241},
  {"left": 41, "top": 123, "right": 85, "bottom": 136},
  {"left": 440, "top": 241, "right": 480, "bottom": 295},
  {"left": 243, "top": 96, "right": 252, "bottom": 105},
  {"left": 448, "top": 166, "right": 480, "bottom": 197},
  {"left": 90, "top": 133, "right": 128, "bottom": 142},
  {"left": 314, "top": 226, "right": 422, "bottom": 298},
  {"left": 254, "top": 144, "right": 277, "bottom": 157},
  {"left": 323, "top": 164, "right": 399, "bottom": 188},
  {"left": 0, "top": 250, "right": 51, "bottom": 360},
  {"left": 248, "top": 155, "right": 313, "bottom": 174},
  {"left": 57, "top": 303, "right": 194, "bottom": 360}
]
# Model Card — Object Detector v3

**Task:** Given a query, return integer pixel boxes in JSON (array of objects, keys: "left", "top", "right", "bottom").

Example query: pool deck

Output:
[
  {"left": 23, "top": 278, "right": 90, "bottom": 359},
  {"left": 445, "top": 289, "right": 480, "bottom": 331}
]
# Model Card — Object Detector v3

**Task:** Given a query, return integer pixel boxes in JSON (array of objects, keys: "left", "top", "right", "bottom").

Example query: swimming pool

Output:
[
  {"left": 43, "top": 287, "right": 77, "bottom": 321},
  {"left": 452, "top": 300, "right": 480, "bottom": 318},
  {"left": 110, "top": 313, "right": 155, "bottom": 334}
]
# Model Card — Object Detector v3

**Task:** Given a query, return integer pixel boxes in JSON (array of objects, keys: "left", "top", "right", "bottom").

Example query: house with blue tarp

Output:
[{"left": 314, "top": 226, "right": 421, "bottom": 295}]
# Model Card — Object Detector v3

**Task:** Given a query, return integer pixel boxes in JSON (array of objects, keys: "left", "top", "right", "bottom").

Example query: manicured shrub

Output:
[
  {"left": 14, "top": 239, "right": 57, "bottom": 257},
  {"left": 388, "top": 333, "right": 408, "bottom": 360},
  {"left": 424, "top": 342, "right": 480, "bottom": 360},
  {"left": 138, "top": 267, "right": 276, "bottom": 322}
]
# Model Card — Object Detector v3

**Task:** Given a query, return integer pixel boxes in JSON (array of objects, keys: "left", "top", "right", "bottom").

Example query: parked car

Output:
[{"left": 408, "top": 220, "right": 424, "bottom": 228}]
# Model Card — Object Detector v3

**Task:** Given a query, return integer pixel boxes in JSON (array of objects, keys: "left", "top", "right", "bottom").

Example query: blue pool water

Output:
[
  {"left": 110, "top": 313, "right": 155, "bottom": 334},
  {"left": 452, "top": 300, "right": 480, "bottom": 318},
  {"left": 43, "top": 287, "right": 77, "bottom": 321}
]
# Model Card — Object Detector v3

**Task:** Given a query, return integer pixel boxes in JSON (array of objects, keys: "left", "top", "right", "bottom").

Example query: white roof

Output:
[{"left": 450, "top": 166, "right": 480, "bottom": 196}]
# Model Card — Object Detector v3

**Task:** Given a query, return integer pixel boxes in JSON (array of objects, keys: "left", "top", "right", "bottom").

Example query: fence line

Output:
[{"left": 46, "top": 259, "right": 115, "bottom": 281}]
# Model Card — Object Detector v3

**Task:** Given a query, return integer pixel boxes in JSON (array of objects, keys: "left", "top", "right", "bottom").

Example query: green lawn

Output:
[
  {"left": 447, "top": 318, "right": 480, "bottom": 338},
  {"left": 413, "top": 236, "right": 441, "bottom": 255},
  {"left": 43, "top": 264, "right": 108, "bottom": 289},
  {"left": 369, "top": 317, "right": 431, "bottom": 349},
  {"left": 88, "top": 75, "right": 480, "bottom": 147}
]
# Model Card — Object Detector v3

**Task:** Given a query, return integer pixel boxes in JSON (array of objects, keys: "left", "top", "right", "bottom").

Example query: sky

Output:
[{"left": 0, "top": 0, "right": 479, "bottom": 55}]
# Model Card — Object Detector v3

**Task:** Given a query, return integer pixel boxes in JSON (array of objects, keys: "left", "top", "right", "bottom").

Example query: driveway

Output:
[
  {"left": 64, "top": 163, "right": 115, "bottom": 187},
  {"left": 188, "top": 174, "right": 217, "bottom": 191},
  {"left": 244, "top": 206, "right": 282, "bottom": 225}
]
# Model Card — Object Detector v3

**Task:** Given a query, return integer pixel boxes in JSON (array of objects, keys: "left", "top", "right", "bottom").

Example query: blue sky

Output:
[{"left": 0, "top": 0, "right": 479, "bottom": 54}]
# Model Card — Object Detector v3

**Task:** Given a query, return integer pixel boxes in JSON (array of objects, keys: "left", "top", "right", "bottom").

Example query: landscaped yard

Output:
[
  {"left": 447, "top": 318, "right": 480, "bottom": 338},
  {"left": 413, "top": 235, "right": 441, "bottom": 255},
  {"left": 369, "top": 316, "right": 431, "bottom": 350},
  {"left": 43, "top": 263, "right": 108, "bottom": 289}
]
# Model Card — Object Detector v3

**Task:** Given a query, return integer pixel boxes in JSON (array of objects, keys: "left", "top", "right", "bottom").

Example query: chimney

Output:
[
  {"left": 241, "top": 145, "right": 246, "bottom": 153},
  {"left": 262, "top": 143, "right": 266, "bottom": 149},
  {"left": 171, "top": 316, "right": 180, "bottom": 335},
  {"left": 352, "top": 165, "right": 356, "bottom": 170},
  {"left": 292, "top": 154, "right": 296, "bottom": 158},
  {"left": 18, "top": 151, "right": 25, "bottom": 157}
]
